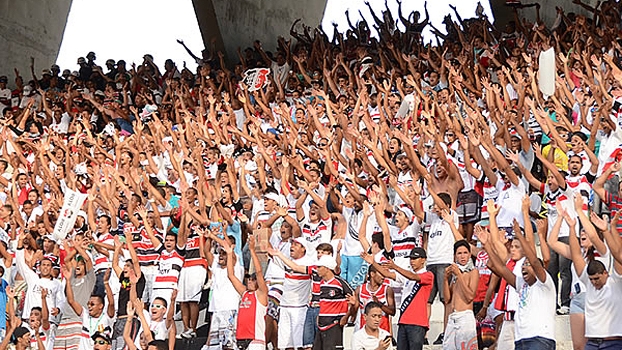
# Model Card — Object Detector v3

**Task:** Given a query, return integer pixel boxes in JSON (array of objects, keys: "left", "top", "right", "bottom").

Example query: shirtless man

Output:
[
  {"left": 442, "top": 240, "right": 479, "bottom": 350},
  {"left": 412, "top": 142, "right": 464, "bottom": 210}
]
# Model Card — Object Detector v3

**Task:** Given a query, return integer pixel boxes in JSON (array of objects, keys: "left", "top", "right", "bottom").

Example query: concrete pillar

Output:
[
  {"left": 0, "top": 0, "right": 72, "bottom": 83},
  {"left": 192, "top": 0, "right": 327, "bottom": 65}
]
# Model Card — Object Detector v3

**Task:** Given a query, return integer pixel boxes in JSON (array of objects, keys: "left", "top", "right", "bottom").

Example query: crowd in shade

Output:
[{"left": 2, "top": 0, "right": 622, "bottom": 349}]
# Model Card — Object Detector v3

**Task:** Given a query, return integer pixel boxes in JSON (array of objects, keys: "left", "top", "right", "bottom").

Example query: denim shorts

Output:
[
  {"left": 570, "top": 292, "right": 585, "bottom": 314},
  {"left": 302, "top": 306, "right": 320, "bottom": 347}
]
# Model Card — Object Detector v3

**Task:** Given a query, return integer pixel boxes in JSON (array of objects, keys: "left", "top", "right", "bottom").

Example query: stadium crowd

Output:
[{"left": 1, "top": 0, "right": 622, "bottom": 349}]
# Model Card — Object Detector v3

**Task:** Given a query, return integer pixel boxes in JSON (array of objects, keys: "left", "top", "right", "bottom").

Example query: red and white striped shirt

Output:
[
  {"left": 154, "top": 247, "right": 184, "bottom": 290},
  {"left": 318, "top": 276, "right": 353, "bottom": 331},
  {"left": 93, "top": 232, "right": 114, "bottom": 271}
]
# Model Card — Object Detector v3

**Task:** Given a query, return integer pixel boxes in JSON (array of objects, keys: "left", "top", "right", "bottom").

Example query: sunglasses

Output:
[
  {"left": 150, "top": 304, "right": 165, "bottom": 309},
  {"left": 94, "top": 340, "right": 109, "bottom": 345}
]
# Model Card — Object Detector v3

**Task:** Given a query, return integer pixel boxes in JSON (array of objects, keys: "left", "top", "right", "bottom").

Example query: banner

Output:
[
  {"left": 538, "top": 47, "right": 556, "bottom": 97},
  {"left": 52, "top": 189, "right": 88, "bottom": 241},
  {"left": 242, "top": 68, "right": 271, "bottom": 92}
]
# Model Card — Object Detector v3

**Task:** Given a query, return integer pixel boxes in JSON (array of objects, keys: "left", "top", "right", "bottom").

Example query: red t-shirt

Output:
[{"left": 397, "top": 271, "right": 434, "bottom": 328}]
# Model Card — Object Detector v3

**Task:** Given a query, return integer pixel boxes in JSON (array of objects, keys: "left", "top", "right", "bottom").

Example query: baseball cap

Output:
[
  {"left": 292, "top": 237, "right": 307, "bottom": 251},
  {"left": 41, "top": 69, "right": 51, "bottom": 76},
  {"left": 0, "top": 76, "right": 7, "bottom": 83},
  {"left": 91, "top": 331, "right": 111, "bottom": 344},
  {"left": 409, "top": 247, "right": 427, "bottom": 259},
  {"left": 42, "top": 235, "right": 57, "bottom": 243},
  {"left": 398, "top": 206, "right": 415, "bottom": 224},
  {"left": 264, "top": 192, "right": 280, "bottom": 202},
  {"left": 316, "top": 254, "right": 337, "bottom": 270}
]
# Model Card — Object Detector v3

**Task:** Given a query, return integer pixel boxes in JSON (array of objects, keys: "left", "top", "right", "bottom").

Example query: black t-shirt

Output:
[{"left": 117, "top": 272, "right": 146, "bottom": 316}]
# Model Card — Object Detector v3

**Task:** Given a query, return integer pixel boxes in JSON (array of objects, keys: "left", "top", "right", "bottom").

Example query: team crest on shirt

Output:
[{"left": 329, "top": 290, "right": 336, "bottom": 297}]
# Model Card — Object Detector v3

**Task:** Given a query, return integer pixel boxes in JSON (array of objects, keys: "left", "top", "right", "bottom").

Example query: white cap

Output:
[
  {"left": 317, "top": 254, "right": 337, "bottom": 270},
  {"left": 264, "top": 192, "right": 280, "bottom": 202},
  {"left": 292, "top": 237, "right": 307, "bottom": 251}
]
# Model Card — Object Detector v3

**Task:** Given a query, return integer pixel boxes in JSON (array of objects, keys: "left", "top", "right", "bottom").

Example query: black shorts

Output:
[
  {"left": 427, "top": 263, "right": 451, "bottom": 304},
  {"left": 457, "top": 190, "right": 482, "bottom": 224},
  {"left": 313, "top": 324, "right": 344, "bottom": 350}
]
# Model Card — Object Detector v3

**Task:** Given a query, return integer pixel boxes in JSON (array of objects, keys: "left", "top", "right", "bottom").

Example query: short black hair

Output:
[
  {"left": 437, "top": 193, "right": 452, "bottom": 208},
  {"left": 364, "top": 301, "right": 384, "bottom": 315},
  {"left": 454, "top": 239, "right": 471, "bottom": 254},
  {"left": 587, "top": 260, "right": 607, "bottom": 276},
  {"left": 153, "top": 297, "right": 168, "bottom": 309},
  {"left": 148, "top": 340, "right": 167, "bottom": 350},
  {"left": 90, "top": 294, "right": 105, "bottom": 305}
]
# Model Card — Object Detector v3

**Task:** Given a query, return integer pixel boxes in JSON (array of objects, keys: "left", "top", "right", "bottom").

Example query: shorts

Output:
[
  {"left": 488, "top": 295, "right": 503, "bottom": 320},
  {"left": 302, "top": 306, "right": 320, "bottom": 347},
  {"left": 267, "top": 284, "right": 283, "bottom": 321},
  {"left": 236, "top": 340, "right": 266, "bottom": 350},
  {"left": 140, "top": 265, "right": 157, "bottom": 302},
  {"left": 569, "top": 292, "right": 586, "bottom": 314},
  {"left": 497, "top": 319, "right": 515, "bottom": 350},
  {"left": 312, "top": 325, "right": 344, "bottom": 350},
  {"left": 178, "top": 265, "right": 207, "bottom": 302},
  {"left": 207, "top": 310, "right": 238, "bottom": 348},
  {"left": 444, "top": 310, "right": 478, "bottom": 350},
  {"left": 427, "top": 263, "right": 450, "bottom": 303},
  {"left": 457, "top": 190, "right": 482, "bottom": 224},
  {"left": 278, "top": 306, "right": 307, "bottom": 349}
]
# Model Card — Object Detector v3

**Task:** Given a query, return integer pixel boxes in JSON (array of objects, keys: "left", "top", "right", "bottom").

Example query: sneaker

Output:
[
  {"left": 200, "top": 346, "right": 209, "bottom": 350},
  {"left": 173, "top": 311, "right": 182, "bottom": 321},
  {"left": 189, "top": 331, "right": 197, "bottom": 338},
  {"left": 433, "top": 333, "right": 444, "bottom": 345},
  {"left": 557, "top": 306, "right": 570, "bottom": 315},
  {"left": 180, "top": 329, "right": 194, "bottom": 339}
]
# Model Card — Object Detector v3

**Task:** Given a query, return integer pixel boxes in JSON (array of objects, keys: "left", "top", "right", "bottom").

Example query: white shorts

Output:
[
  {"left": 497, "top": 319, "right": 515, "bottom": 350},
  {"left": 141, "top": 266, "right": 158, "bottom": 302},
  {"left": 178, "top": 265, "right": 206, "bottom": 302},
  {"left": 443, "top": 310, "right": 478, "bottom": 350},
  {"left": 207, "top": 310, "right": 238, "bottom": 348},
  {"left": 277, "top": 306, "right": 307, "bottom": 349}
]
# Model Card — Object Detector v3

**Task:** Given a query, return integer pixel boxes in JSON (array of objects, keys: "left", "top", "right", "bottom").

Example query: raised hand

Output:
[
  {"left": 590, "top": 212, "right": 608, "bottom": 232},
  {"left": 487, "top": 199, "right": 500, "bottom": 217}
]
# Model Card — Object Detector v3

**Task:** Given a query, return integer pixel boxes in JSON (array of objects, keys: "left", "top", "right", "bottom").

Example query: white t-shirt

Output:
[
  {"left": 495, "top": 180, "right": 526, "bottom": 228},
  {"left": 208, "top": 257, "right": 244, "bottom": 312},
  {"left": 342, "top": 207, "right": 373, "bottom": 257},
  {"left": 425, "top": 211, "right": 458, "bottom": 265},
  {"left": 80, "top": 310, "right": 113, "bottom": 350},
  {"left": 514, "top": 270, "right": 556, "bottom": 342},
  {"left": 351, "top": 327, "right": 393, "bottom": 350},
  {"left": 579, "top": 267, "right": 622, "bottom": 337}
]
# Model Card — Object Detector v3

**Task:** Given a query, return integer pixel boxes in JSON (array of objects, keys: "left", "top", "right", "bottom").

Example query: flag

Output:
[{"left": 52, "top": 189, "right": 88, "bottom": 240}]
